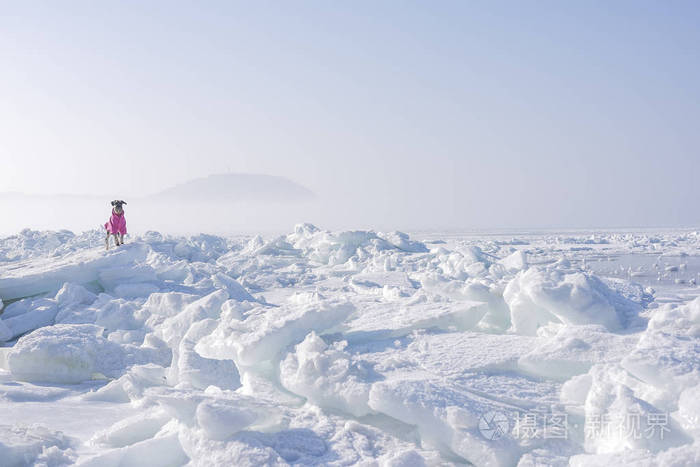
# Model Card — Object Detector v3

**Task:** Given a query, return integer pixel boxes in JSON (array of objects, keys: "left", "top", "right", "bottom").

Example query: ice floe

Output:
[{"left": 0, "top": 225, "right": 699, "bottom": 465}]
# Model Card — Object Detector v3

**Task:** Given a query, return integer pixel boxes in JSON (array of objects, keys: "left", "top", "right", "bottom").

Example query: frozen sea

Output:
[{"left": 1, "top": 225, "right": 699, "bottom": 466}]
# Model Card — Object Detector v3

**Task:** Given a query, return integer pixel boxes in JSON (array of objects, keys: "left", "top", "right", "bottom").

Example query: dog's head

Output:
[{"left": 111, "top": 200, "right": 127, "bottom": 214}]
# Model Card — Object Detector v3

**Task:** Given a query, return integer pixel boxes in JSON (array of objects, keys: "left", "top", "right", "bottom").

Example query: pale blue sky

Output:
[{"left": 1, "top": 1, "right": 698, "bottom": 229}]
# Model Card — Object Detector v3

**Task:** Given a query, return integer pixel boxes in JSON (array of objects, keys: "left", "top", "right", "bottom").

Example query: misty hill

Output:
[
  {"left": 146, "top": 173, "right": 315, "bottom": 203},
  {"left": 0, "top": 173, "right": 315, "bottom": 205}
]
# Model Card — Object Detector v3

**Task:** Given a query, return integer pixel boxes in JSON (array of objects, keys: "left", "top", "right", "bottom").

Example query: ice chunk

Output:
[
  {"left": 93, "top": 297, "right": 142, "bottom": 332},
  {"left": 621, "top": 298, "right": 700, "bottom": 402},
  {"left": 0, "top": 319, "right": 13, "bottom": 342},
  {"left": 0, "top": 424, "right": 73, "bottom": 467},
  {"left": 429, "top": 245, "right": 491, "bottom": 281},
  {"left": 175, "top": 318, "right": 241, "bottom": 390},
  {"left": 171, "top": 233, "right": 231, "bottom": 262},
  {"left": 0, "top": 298, "right": 34, "bottom": 320},
  {"left": 197, "top": 299, "right": 354, "bottom": 366},
  {"left": 0, "top": 228, "right": 82, "bottom": 261},
  {"left": 7, "top": 324, "right": 126, "bottom": 383},
  {"left": 499, "top": 250, "right": 528, "bottom": 272},
  {"left": 417, "top": 279, "right": 514, "bottom": 332},
  {"left": 280, "top": 332, "right": 373, "bottom": 416},
  {"left": 98, "top": 264, "right": 158, "bottom": 292},
  {"left": 0, "top": 242, "right": 150, "bottom": 300},
  {"left": 210, "top": 272, "right": 256, "bottom": 302},
  {"left": 646, "top": 296, "right": 700, "bottom": 337},
  {"left": 462, "top": 282, "right": 513, "bottom": 332},
  {"left": 560, "top": 373, "right": 593, "bottom": 418},
  {"left": 344, "top": 300, "right": 490, "bottom": 337},
  {"left": 156, "top": 289, "right": 229, "bottom": 351},
  {"left": 582, "top": 364, "right": 691, "bottom": 454},
  {"left": 90, "top": 407, "right": 171, "bottom": 448},
  {"left": 285, "top": 224, "right": 426, "bottom": 266},
  {"left": 504, "top": 268, "right": 632, "bottom": 335},
  {"left": 621, "top": 330, "right": 700, "bottom": 403},
  {"left": 0, "top": 299, "right": 58, "bottom": 342},
  {"left": 349, "top": 271, "right": 416, "bottom": 295},
  {"left": 55, "top": 282, "right": 97, "bottom": 307},
  {"left": 678, "top": 384, "right": 700, "bottom": 438},
  {"left": 142, "top": 291, "right": 200, "bottom": 328},
  {"left": 377, "top": 231, "right": 429, "bottom": 253},
  {"left": 78, "top": 430, "right": 188, "bottom": 467},
  {"left": 176, "top": 394, "right": 441, "bottom": 466},
  {"left": 368, "top": 379, "right": 520, "bottom": 466},
  {"left": 600, "top": 277, "right": 654, "bottom": 309},
  {"left": 83, "top": 364, "right": 168, "bottom": 403},
  {"left": 519, "top": 325, "right": 639, "bottom": 380},
  {"left": 196, "top": 400, "right": 258, "bottom": 440}
]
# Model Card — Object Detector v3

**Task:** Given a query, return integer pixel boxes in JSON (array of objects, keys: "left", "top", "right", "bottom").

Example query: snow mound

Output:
[
  {"left": 519, "top": 324, "right": 639, "bottom": 380},
  {"left": 400, "top": 331, "right": 536, "bottom": 375},
  {"left": 504, "top": 268, "right": 638, "bottom": 335},
  {"left": 368, "top": 378, "right": 520, "bottom": 467},
  {"left": 0, "top": 228, "right": 99, "bottom": 262},
  {"left": 0, "top": 424, "right": 74, "bottom": 467},
  {"left": 286, "top": 223, "right": 428, "bottom": 265},
  {"left": 7, "top": 324, "right": 127, "bottom": 383},
  {"left": 0, "top": 242, "right": 152, "bottom": 300}
]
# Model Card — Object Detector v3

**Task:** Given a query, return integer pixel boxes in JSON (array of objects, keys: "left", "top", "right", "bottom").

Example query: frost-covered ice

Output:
[{"left": 1, "top": 226, "right": 700, "bottom": 465}]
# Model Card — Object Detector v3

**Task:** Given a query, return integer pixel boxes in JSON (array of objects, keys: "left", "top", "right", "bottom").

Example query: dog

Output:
[{"left": 105, "top": 200, "right": 127, "bottom": 250}]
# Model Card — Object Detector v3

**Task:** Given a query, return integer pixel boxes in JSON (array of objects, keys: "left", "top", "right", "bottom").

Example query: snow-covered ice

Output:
[{"left": 1, "top": 226, "right": 700, "bottom": 465}]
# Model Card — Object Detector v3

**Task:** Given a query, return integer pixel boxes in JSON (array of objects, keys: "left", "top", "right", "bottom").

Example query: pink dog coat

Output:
[{"left": 105, "top": 210, "right": 127, "bottom": 235}]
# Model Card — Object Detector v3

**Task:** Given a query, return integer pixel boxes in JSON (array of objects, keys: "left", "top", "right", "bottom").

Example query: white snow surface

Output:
[{"left": 1, "top": 225, "right": 700, "bottom": 466}]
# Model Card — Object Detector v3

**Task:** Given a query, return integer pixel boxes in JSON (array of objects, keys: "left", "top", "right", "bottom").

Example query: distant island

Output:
[
  {"left": 0, "top": 173, "right": 316, "bottom": 205},
  {"left": 147, "top": 173, "right": 315, "bottom": 203}
]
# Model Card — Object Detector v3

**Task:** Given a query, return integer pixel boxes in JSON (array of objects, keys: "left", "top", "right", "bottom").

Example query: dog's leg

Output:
[{"left": 105, "top": 232, "right": 110, "bottom": 250}]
